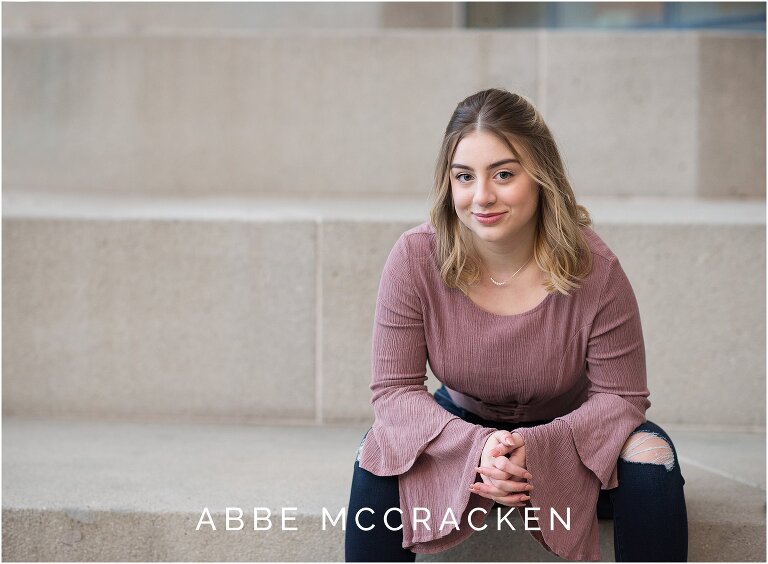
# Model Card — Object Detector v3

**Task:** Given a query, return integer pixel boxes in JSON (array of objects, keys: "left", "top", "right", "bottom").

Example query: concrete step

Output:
[
  {"left": 3, "top": 31, "right": 764, "bottom": 199},
  {"left": 3, "top": 195, "right": 764, "bottom": 428},
  {"left": 2, "top": 417, "right": 764, "bottom": 561}
]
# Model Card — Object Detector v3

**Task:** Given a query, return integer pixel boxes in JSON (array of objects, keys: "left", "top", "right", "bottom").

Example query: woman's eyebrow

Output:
[{"left": 450, "top": 158, "right": 519, "bottom": 171}]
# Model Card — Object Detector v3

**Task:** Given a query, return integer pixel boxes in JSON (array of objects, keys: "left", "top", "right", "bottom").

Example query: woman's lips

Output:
[{"left": 473, "top": 212, "right": 506, "bottom": 225}]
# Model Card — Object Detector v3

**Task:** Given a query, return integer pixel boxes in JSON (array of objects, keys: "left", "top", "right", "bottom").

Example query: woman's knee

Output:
[
  {"left": 616, "top": 429, "right": 688, "bottom": 504},
  {"left": 620, "top": 421, "right": 681, "bottom": 473},
  {"left": 620, "top": 431, "right": 676, "bottom": 470}
]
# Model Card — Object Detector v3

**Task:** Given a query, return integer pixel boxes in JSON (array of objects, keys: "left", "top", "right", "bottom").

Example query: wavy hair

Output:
[{"left": 429, "top": 88, "right": 593, "bottom": 296}]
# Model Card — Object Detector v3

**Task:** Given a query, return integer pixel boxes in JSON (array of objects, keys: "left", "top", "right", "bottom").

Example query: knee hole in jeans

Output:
[{"left": 619, "top": 431, "right": 676, "bottom": 471}]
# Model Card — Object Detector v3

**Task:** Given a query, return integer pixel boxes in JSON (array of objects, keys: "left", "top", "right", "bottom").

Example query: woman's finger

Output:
[
  {"left": 504, "top": 432, "right": 524, "bottom": 447},
  {"left": 492, "top": 457, "right": 532, "bottom": 481},
  {"left": 475, "top": 465, "right": 510, "bottom": 480},
  {"left": 490, "top": 444, "right": 513, "bottom": 457},
  {"left": 486, "top": 474, "right": 533, "bottom": 494},
  {"left": 501, "top": 432, "right": 524, "bottom": 448},
  {"left": 490, "top": 433, "right": 524, "bottom": 456},
  {"left": 494, "top": 493, "right": 532, "bottom": 507},
  {"left": 470, "top": 481, "right": 531, "bottom": 501},
  {"left": 470, "top": 481, "right": 509, "bottom": 497}
]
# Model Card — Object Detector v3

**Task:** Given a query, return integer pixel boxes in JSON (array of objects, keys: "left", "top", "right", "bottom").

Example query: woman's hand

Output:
[{"left": 470, "top": 431, "right": 533, "bottom": 507}]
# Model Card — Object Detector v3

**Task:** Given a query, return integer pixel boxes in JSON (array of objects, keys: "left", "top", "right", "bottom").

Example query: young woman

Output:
[{"left": 345, "top": 88, "right": 688, "bottom": 562}]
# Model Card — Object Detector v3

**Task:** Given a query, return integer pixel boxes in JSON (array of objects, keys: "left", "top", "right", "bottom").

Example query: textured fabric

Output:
[{"left": 356, "top": 221, "right": 651, "bottom": 561}]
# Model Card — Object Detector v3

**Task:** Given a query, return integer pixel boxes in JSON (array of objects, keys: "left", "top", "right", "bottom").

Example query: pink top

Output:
[{"left": 357, "top": 221, "right": 651, "bottom": 561}]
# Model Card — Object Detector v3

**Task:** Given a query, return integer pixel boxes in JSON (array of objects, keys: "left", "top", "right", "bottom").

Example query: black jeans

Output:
[{"left": 345, "top": 385, "right": 688, "bottom": 562}]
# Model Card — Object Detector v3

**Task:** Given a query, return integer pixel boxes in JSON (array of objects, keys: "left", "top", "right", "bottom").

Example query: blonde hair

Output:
[{"left": 429, "top": 88, "right": 593, "bottom": 296}]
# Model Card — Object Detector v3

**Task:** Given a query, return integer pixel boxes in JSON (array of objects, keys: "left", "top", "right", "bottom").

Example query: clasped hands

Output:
[{"left": 469, "top": 430, "right": 533, "bottom": 508}]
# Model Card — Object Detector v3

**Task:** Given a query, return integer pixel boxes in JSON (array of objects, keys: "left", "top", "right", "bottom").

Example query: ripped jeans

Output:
[{"left": 345, "top": 385, "right": 688, "bottom": 562}]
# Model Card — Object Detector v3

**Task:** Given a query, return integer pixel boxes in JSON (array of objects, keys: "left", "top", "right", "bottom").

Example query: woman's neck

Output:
[{"left": 469, "top": 222, "right": 537, "bottom": 280}]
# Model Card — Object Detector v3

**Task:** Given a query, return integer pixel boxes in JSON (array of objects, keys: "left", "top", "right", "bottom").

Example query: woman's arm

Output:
[
  {"left": 512, "top": 254, "right": 650, "bottom": 489},
  {"left": 554, "top": 254, "right": 650, "bottom": 488},
  {"left": 356, "top": 230, "right": 507, "bottom": 549},
  {"left": 357, "top": 231, "right": 499, "bottom": 476}
]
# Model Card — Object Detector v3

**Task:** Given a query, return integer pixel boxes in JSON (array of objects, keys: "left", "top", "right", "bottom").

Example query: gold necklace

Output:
[{"left": 489, "top": 255, "right": 533, "bottom": 286}]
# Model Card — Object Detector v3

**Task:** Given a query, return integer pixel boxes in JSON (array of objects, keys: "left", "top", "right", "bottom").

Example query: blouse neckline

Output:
[{"left": 460, "top": 287, "right": 556, "bottom": 318}]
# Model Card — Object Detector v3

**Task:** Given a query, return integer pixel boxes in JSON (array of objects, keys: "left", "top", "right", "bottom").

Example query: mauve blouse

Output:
[{"left": 356, "top": 220, "right": 651, "bottom": 561}]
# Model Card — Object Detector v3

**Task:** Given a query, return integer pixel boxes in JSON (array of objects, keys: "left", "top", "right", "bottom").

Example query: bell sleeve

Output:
[
  {"left": 356, "top": 232, "right": 500, "bottom": 553},
  {"left": 510, "top": 256, "right": 651, "bottom": 561}
]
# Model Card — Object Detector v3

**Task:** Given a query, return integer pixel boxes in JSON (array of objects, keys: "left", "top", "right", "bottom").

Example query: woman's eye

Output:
[{"left": 454, "top": 171, "right": 514, "bottom": 182}]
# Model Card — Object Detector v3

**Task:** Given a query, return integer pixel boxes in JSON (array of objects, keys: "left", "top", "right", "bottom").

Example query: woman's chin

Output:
[{"left": 471, "top": 230, "right": 508, "bottom": 244}]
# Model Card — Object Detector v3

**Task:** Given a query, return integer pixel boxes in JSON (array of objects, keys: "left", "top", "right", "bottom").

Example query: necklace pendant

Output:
[{"left": 490, "top": 276, "right": 508, "bottom": 286}]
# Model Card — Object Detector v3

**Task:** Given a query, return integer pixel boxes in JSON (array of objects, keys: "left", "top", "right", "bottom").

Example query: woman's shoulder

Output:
[
  {"left": 380, "top": 221, "right": 435, "bottom": 281},
  {"left": 579, "top": 224, "right": 620, "bottom": 268},
  {"left": 402, "top": 220, "right": 435, "bottom": 239},
  {"left": 396, "top": 220, "right": 436, "bottom": 260},
  {"left": 577, "top": 224, "right": 637, "bottom": 301}
]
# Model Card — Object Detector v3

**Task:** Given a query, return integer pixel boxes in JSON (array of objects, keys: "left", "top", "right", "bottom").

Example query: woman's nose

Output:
[{"left": 474, "top": 178, "right": 496, "bottom": 206}]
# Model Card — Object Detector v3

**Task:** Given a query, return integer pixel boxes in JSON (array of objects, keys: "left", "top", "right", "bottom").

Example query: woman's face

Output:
[{"left": 450, "top": 130, "right": 540, "bottom": 246}]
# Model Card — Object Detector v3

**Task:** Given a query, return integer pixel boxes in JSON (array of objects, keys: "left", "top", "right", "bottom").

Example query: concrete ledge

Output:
[
  {"left": 2, "top": 214, "right": 319, "bottom": 423},
  {"left": 2, "top": 192, "right": 765, "bottom": 224},
  {"left": 2, "top": 417, "right": 765, "bottom": 561},
  {"left": 2, "top": 196, "right": 764, "bottom": 427}
]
